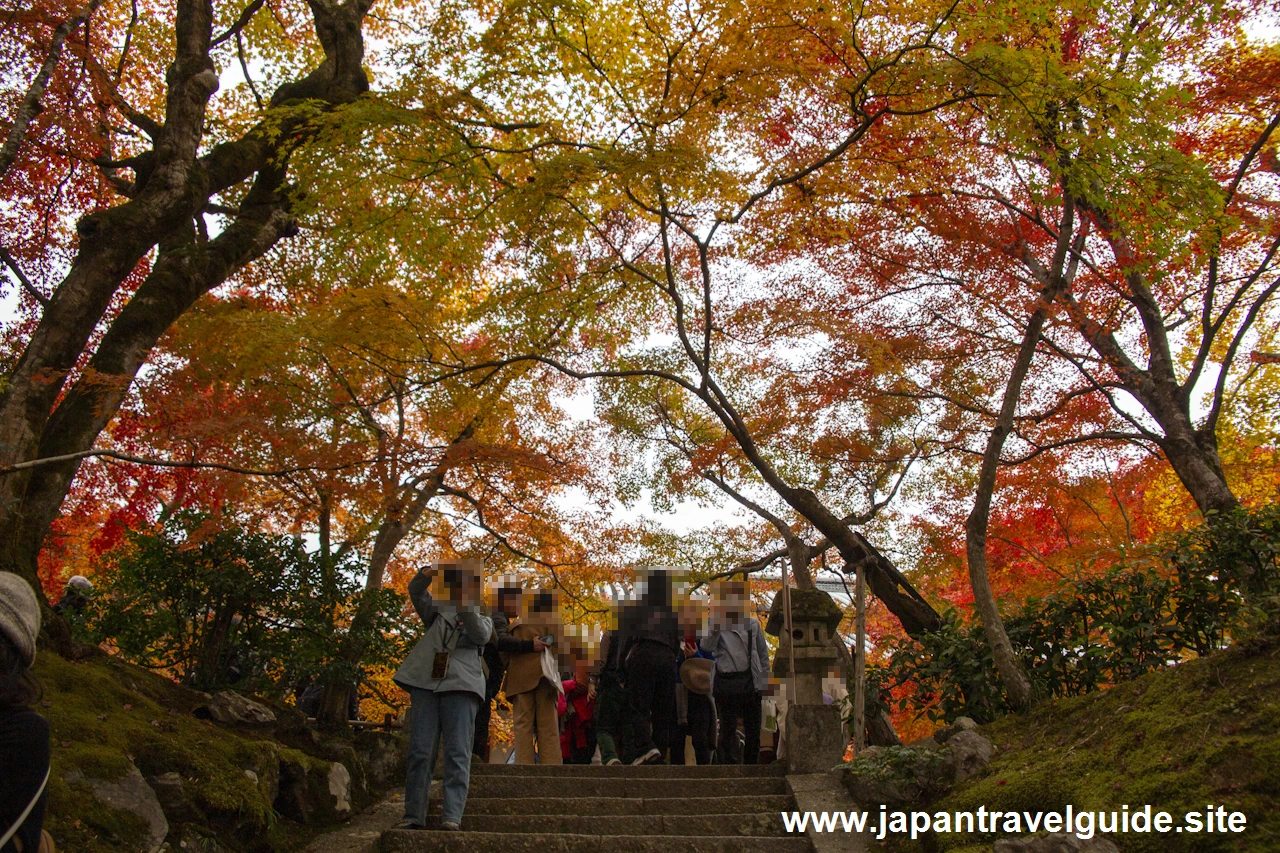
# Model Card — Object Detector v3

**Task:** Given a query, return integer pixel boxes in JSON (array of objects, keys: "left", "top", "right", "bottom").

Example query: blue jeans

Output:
[{"left": 404, "top": 688, "right": 480, "bottom": 825}]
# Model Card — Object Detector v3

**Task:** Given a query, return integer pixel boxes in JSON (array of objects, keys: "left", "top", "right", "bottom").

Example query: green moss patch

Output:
[
  {"left": 33, "top": 653, "right": 281, "bottom": 852},
  {"left": 918, "top": 642, "right": 1280, "bottom": 853}
]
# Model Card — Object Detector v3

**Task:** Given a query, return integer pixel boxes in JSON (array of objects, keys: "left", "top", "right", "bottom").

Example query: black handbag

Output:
[{"left": 713, "top": 669, "right": 755, "bottom": 697}]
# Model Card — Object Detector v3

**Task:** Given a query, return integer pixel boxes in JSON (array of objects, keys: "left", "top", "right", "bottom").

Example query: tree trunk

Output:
[
  {"left": 730, "top": 460, "right": 942, "bottom": 636},
  {"left": 964, "top": 283, "right": 1060, "bottom": 714},
  {"left": 312, "top": 424, "right": 473, "bottom": 728},
  {"left": 1067, "top": 208, "right": 1242, "bottom": 520},
  {"left": 785, "top": 537, "right": 815, "bottom": 591},
  {"left": 3, "top": 184, "right": 294, "bottom": 632},
  {"left": 1156, "top": 425, "right": 1239, "bottom": 517},
  {"left": 852, "top": 559, "right": 867, "bottom": 754},
  {"left": 318, "top": 490, "right": 335, "bottom": 594},
  {"left": 193, "top": 602, "right": 238, "bottom": 690},
  {"left": 830, "top": 631, "right": 901, "bottom": 747},
  {"left": 867, "top": 707, "right": 901, "bottom": 747},
  {"left": 0, "top": 0, "right": 376, "bottom": 642},
  {"left": 315, "top": 493, "right": 434, "bottom": 729},
  {"left": 0, "top": 0, "right": 102, "bottom": 181}
]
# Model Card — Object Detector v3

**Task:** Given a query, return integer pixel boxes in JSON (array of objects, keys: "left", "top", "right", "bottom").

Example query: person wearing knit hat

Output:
[
  {"left": 0, "top": 573, "right": 51, "bottom": 853},
  {"left": 0, "top": 572, "right": 41, "bottom": 667}
]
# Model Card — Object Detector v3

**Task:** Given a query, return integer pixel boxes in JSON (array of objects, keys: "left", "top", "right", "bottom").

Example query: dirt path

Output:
[{"left": 303, "top": 790, "right": 405, "bottom": 853}]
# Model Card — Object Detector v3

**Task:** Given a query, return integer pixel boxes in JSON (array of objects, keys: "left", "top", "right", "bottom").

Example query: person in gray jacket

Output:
[
  {"left": 394, "top": 560, "right": 493, "bottom": 831},
  {"left": 700, "top": 580, "right": 770, "bottom": 764}
]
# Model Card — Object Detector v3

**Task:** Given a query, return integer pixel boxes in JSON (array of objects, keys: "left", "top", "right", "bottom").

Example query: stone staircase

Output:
[{"left": 379, "top": 762, "right": 815, "bottom": 852}]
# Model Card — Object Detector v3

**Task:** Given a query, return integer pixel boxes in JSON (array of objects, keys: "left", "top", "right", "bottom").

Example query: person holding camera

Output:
[
  {"left": 394, "top": 560, "right": 493, "bottom": 832},
  {"left": 1, "top": 574, "right": 51, "bottom": 853}
]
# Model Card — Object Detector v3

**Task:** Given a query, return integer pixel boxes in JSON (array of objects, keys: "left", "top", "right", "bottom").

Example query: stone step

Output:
[
  {"left": 430, "top": 794, "right": 797, "bottom": 816},
  {"left": 419, "top": 813, "right": 797, "bottom": 836},
  {"left": 380, "top": 831, "right": 814, "bottom": 853},
  {"left": 464, "top": 776, "right": 786, "bottom": 799},
  {"left": 469, "top": 763, "right": 787, "bottom": 778}
]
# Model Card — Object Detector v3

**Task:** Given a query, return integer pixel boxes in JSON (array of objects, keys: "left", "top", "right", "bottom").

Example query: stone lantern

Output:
[
  {"left": 766, "top": 587, "right": 846, "bottom": 705},
  {"left": 766, "top": 587, "right": 848, "bottom": 773}
]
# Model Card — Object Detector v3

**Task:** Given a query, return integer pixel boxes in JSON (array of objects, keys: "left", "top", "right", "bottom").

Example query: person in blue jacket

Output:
[
  {"left": 675, "top": 636, "right": 717, "bottom": 765},
  {"left": 394, "top": 560, "right": 493, "bottom": 831}
]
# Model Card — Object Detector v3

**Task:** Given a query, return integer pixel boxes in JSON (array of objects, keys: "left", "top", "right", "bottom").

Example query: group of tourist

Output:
[
  {"left": 0, "top": 562, "right": 773, "bottom": 843},
  {"left": 392, "top": 561, "right": 773, "bottom": 832}
]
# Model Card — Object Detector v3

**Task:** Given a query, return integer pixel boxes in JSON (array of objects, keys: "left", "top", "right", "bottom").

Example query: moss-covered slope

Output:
[
  {"left": 923, "top": 642, "right": 1280, "bottom": 853},
  {"left": 33, "top": 652, "right": 316, "bottom": 852}
]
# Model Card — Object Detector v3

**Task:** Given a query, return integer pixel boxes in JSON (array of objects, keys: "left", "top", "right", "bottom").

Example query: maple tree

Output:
[
  {"left": 80, "top": 249, "right": 620, "bottom": 719},
  {"left": 422, "top": 0, "right": 997, "bottom": 638},
  {"left": 653, "top": 0, "right": 1280, "bottom": 706},
  {"left": 0, "top": 0, "right": 543, "bottom": 650},
  {"left": 2, "top": 0, "right": 1277, "bottom": 745},
  {"left": 921, "top": 0, "right": 1276, "bottom": 706}
]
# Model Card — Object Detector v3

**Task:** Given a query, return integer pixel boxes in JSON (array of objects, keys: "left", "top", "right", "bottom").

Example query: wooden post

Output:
[
  {"left": 853, "top": 559, "right": 867, "bottom": 755},
  {"left": 782, "top": 556, "right": 796, "bottom": 685}
]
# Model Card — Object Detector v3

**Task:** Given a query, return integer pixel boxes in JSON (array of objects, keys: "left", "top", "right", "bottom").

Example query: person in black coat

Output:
[
  {"left": 616, "top": 568, "right": 682, "bottom": 765},
  {"left": 1, "top": 575, "right": 49, "bottom": 853}
]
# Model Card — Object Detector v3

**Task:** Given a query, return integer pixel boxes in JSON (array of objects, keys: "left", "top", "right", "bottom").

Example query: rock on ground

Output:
[
  {"left": 192, "top": 691, "right": 277, "bottom": 726},
  {"left": 304, "top": 789, "right": 407, "bottom": 853},
  {"left": 276, "top": 753, "right": 354, "bottom": 824},
  {"left": 993, "top": 833, "right": 1121, "bottom": 852},
  {"left": 64, "top": 763, "right": 169, "bottom": 853},
  {"left": 947, "top": 729, "right": 995, "bottom": 781},
  {"left": 145, "top": 772, "right": 202, "bottom": 824}
]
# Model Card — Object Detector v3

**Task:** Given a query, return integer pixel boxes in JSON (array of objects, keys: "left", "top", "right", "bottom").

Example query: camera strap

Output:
[{"left": 0, "top": 766, "right": 49, "bottom": 851}]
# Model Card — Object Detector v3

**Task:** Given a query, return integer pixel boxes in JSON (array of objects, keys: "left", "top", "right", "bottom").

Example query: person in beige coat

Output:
[{"left": 503, "top": 589, "right": 585, "bottom": 765}]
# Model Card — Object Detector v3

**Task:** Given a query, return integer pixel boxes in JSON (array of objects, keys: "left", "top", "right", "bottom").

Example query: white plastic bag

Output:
[{"left": 541, "top": 647, "right": 565, "bottom": 693}]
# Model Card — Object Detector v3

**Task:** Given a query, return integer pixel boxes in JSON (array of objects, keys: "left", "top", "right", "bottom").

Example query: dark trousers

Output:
[
  {"left": 565, "top": 722, "right": 596, "bottom": 764},
  {"left": 594, "top": 674, "right": 628, "bottom": 763},
  {"left": 715, "top": 685, "right": 762, "bottom": 765},
  {"left": 624, "top": 641, "right": 677, "bottom": 762},
  {"left": 472, "top": 697, "right": 492, "bottom": 761},
  {"left": 473, "top": 664, "right": 504, "bottom": 761},
  {"left": 672, "top": 692, "right": 716, "bottom": 765}
]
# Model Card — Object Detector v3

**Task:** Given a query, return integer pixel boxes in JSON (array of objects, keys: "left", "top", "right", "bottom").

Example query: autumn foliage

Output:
[{"left": 1, "top": 0, "right": 1277, "bottom": 727}]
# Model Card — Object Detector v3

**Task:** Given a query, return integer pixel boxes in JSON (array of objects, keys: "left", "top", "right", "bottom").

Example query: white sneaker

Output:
[
  {"left": 631, "top": 747, "right": 661, "bottom": 766},
  {"left": 606, "top": 757, "right": 622, "bottom": 766}
]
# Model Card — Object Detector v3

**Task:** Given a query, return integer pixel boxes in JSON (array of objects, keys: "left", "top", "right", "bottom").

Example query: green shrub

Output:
[{"left": 84, "top": 511, "right": 414, "bottom": 702}]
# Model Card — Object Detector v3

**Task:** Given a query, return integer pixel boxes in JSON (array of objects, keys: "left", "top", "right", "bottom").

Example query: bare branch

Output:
[
  {"left": 0, "top": 0, "right": 102, "bottom": 181},
  {"left": 212, "top": 0, "right": 267, "bottom": 46},
  {"left": 0, "top": 448, "right": 375, "bottom": 477},
  {"left": 0, "top": 245, "right": 49, "bottom": 308},
  {"left": 236, "top": 31, "right": 265, "bottom": 109}
]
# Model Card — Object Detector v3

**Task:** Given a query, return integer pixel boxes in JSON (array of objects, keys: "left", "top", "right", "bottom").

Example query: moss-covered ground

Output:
[
  {"left": 896, "top": 640, "right": 1280, "bottom": 853},
  {"left": 32, "top": 652, "right": 315, "bottom": 852}
]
